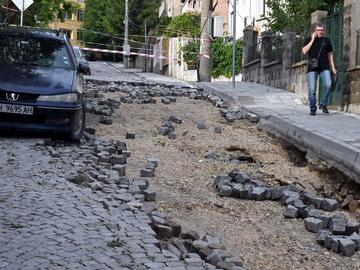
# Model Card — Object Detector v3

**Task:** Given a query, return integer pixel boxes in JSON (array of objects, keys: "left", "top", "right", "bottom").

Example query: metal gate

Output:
[{"left": 321, "top": 7, "right": 344, "bottom": 106}]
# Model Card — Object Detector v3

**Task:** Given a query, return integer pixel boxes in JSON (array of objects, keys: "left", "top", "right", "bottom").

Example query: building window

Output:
[
  {"left": 192, "top": 0, "right": 197, "bottom": 9},
  {"left": 60, "top": 29, "right": 72, "bottom": 40},
  {"left": 63, "top": 11, "right": 72, "bottom": 20},
  {"left": 77, "top": 10, "right": 84, "bottom": 22},
  {"left": 77, "top": 29, "right": 84, "bottom": 41}
]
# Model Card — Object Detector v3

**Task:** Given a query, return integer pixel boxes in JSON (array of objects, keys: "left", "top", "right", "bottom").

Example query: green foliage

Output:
[
  {"left": 84, "top": 0, "right": 124, "bottom": 44},
  {"left": 161, "top": 13, "right": 200, "bottom": 38},
  {"left": 180, "top": 38, "right": 243, "bottom": 78},
  {"left": 180, "top": 40, "right": 200, "bottom": 69},
  {"left": 1, "top": 0, "right": 80, "bottom": 26},
  {"left": 266, "top": 0, "right": 343, "bottom": 34},
  {"left": 84, "top": 0, "right": 161, "bottom": 44},
  {"left": 157, "top": 16, "right": 172, "bottom": 36},
  {"left": 212, "top": 38, "right": 243, "bottom": 79}
]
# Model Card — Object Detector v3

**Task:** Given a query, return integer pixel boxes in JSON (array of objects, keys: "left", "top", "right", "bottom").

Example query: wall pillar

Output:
[
  {"left": 282, "top": 30, "right": 297, "bottom": 91},
  {"left": 243, "top": 25, "right": 257, "bottom": 64}
]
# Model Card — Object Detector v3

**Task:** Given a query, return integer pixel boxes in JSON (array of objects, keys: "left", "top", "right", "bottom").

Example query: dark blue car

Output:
[{"left": 0, "top": 26, "right": 86, "bottom": 141}]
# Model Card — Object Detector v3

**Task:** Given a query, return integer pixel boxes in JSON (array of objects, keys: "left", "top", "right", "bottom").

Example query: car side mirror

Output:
[{"left": 78, "top": 63, "right": 89, "bottom": 74}]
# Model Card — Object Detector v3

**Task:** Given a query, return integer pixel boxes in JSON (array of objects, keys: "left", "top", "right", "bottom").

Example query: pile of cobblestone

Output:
[
  {"left": 42, "top": 126, "right": 246, "bottom": 269},
  {"left": 214, "top": 168, "right": 360, "bottom": 257},
  {"left": 159, "top": 116, "right": 183, "bottom": 140}
]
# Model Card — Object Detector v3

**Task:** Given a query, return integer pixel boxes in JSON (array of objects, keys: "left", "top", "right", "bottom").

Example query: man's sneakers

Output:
[
  {"left": 310, "top": 110, "right": 316, "bottom": 116},
  {"left": 319, "top": 104, "right": 329, "bottom": 114}
]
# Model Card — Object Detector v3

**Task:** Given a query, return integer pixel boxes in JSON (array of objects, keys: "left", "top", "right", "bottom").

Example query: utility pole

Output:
[
  {"left": 20, "top": 0, "right": 24, "bottom": 26},
  {"left": 232, "top": 0, "right": 237, "bottom": 88},
  {"left": 198, "top": 0, "right": 212, "bottom": 82},
  {"left": 123, "top": 0, "right": 129, "bottom": 68},
  {"left": 144, "top": 19, "right": 147, "bottom": 71}
]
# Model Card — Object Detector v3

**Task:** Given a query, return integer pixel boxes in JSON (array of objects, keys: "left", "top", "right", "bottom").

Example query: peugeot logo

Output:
[{"left": 6, "top": 93, "right": 20, "bottom": 102}]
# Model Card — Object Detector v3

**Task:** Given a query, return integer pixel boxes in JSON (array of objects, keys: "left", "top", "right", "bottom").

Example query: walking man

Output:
[{"left": 302, "top": 22, "right": 337, "bottom": 115}]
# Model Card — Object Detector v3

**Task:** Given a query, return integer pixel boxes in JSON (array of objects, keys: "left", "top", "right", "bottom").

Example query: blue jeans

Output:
[{"left": 307, "top": 70, "right": 332, "bottom": 112}]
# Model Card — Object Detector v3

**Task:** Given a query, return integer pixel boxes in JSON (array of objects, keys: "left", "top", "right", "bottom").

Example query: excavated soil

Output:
[{"left": 93, "top": 93, "right": 360, "bottom": 270}]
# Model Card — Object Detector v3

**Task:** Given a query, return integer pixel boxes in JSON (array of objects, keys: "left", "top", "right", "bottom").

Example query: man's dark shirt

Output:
[{"left": 304, "top": 37, "right": 333, "bottom": 73}]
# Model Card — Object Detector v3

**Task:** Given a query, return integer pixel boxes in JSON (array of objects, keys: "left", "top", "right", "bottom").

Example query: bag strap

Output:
[{"left": 316, "top": 38, "right": 325, "bottom": 60}]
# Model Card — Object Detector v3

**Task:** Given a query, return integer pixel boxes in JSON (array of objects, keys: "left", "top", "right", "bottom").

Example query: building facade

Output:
[
  {"left": 229, "top": 0, "right": 268, "bottom": 39},
  {"left": 49, "top": 0, "right": 85, "bottom": 46}
]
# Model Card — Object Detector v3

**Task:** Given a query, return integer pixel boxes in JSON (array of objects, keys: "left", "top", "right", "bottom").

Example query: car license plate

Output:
[{"left": 0, "top": 103, "right": 33, "bottom": 115}]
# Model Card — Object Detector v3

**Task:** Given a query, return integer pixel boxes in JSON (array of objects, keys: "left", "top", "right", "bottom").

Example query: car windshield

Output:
[
  {"left": 73, "top": 48, "right": 82, "bottom": 59},
  {"left": 0, "top": 34, "right": 73, "bottom": 69}
]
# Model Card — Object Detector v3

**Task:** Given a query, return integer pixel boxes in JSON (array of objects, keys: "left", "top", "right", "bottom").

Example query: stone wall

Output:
[{"left": 242, "top": 27, "right": 309, "bottom": 101}]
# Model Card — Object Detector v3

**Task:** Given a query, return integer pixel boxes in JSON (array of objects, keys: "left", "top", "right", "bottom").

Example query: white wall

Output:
[{"left": 229, "top": 0, "right": 268, "bottom": 39}]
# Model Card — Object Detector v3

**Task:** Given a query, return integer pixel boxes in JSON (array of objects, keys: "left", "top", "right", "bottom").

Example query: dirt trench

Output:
[{"left": 92, "top": 92, "right": 360, "bottom": 270}]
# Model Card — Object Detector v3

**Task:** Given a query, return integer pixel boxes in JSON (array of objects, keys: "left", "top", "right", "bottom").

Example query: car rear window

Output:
[{"left": 0, "top": 34, "right": 73, "bottom": 69}]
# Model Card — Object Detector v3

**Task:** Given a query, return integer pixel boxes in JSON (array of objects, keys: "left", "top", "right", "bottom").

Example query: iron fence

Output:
[
  {"left": 269, "top": 35, "right": 283, "bottom": 62},
  {"left": 247, "top": 39, "right": 261, "bottom": 63},
  {"left": 293, "top": 36, "right": 307, "bottom": 64}
]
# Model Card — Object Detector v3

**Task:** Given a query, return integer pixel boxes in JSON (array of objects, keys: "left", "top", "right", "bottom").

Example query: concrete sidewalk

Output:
[{"left": 198, "top": 81, "right": 360, "bottom": 184}]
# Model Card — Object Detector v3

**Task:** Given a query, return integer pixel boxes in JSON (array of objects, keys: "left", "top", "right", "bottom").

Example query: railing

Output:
[
  {"left": 357, "top": 30, "right": 360, "bottom": 66},
  {"left": 293, "top": 36, "right": 307, "bottom": 64},
  {"left": 247, "top": 39, "right": 261, "bottom": 63},
  {"left": 269, "top": 35, "right": 283, "bottom": 63}
]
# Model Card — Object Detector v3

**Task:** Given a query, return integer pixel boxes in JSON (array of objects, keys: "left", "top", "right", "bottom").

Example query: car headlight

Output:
[{"left": 37, "top": 93, "right": 78, "bottom": 103}]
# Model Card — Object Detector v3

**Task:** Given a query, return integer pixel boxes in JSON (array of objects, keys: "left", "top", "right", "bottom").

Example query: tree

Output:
[
  {"left": 159, "top": 12, "right": 201, "bottom": 38},
  {"left": 265, "top": 0, "right": 343, "bottom": 34},
  {"left": 84, "top": 0, "right": 161, "bottom": 44},
  {"left": 1, "top": 0, "right": 80, "bottom": 26}
]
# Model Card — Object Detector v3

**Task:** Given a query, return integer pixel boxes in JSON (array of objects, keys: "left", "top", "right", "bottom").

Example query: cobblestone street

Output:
[{"left": 0, "top": 138, "right": 175, "bottom": 270}]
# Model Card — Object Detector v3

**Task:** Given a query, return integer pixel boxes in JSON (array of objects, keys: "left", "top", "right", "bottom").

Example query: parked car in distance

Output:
[
  {"left": 73, "top": 46, "right": 91, "bottom": 75},
  {"left": 0, "top": 26, "right": 87, "bottom": 141}
]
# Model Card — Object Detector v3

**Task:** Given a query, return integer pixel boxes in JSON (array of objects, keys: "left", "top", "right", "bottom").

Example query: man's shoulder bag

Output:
[{"left": 308, "top": 38, "right": 324, "bottom": 70}]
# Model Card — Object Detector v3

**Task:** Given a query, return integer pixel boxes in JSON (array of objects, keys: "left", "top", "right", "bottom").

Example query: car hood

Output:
[{"left": 0, "top": 64, "right": 75, "bottom": 95}]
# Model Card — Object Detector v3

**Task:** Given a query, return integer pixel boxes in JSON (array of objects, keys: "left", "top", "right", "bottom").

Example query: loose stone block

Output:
[
  {"left": 231, "top": 184, "right": 243, "bottom": 198},
  {"left": 181, "top": 230, "right": 200, "bottom": 241},
  {"left": 152, "top": 224, "right": 172, "bottom": 239},
  {"left": 304, "top": 217, "right": 325, "bottom": 233},
  {"left": 321, "top": 198, "right": 339, "bottom": 212},
  {"left": 349, "top": 232, "right": 360, "bottom": 250},
  {"left": 197, "top": 121, "right": 206, "bottom": 129},
  {"left": 339, "top": 238, "right": 356, "bottom": 256},
  {"left": 291, "top": 199, "right": 307, "bottom": 210},
  {"left": 99, "top": 116, "right": 113, "bottom": 125},
  {"left": 269, "top": 186, "right": 286, "bottom": 201},
  {"left": 214, "top": 127, "right": 223, "bottom": 134},
  {"left": 112, "top": 164, "right": 126, "bottom": 176},
  {"left": 110, "top": 154, "right": 127, "bottom": 165},
  {"left": 144, "top": 189, "right": 156, "bottom": 202},
  {"left": 311, "top": 197, "right": 324, "bottom": 209},
  {"left": 214, "top": 175, "right": 232, "bottom": 189},
  {"left": 317, "top": 230, "right": 332, "bottom": 245},
  {"left": 250, "top": 187, "right": 267, "bottom": 201},
  {"left": 140, "top": 169, "right": 155, "bottom": 177},
  {"left": 159, "top": 126, "right": 171, "bottom": 136},
  {"left": 161, "top": 97, "right": 171, "bottom": 104},
  {"left": 219, "top": 185, "right": 233, "bottom": 197},
  {"left": 191, "top": 240, "right": 209, "bottom": 253},
  {"left": 147, "top": 158, "right": 158, "bottom": 167},
  {"left": 345, "top": 221, "right": 360, "bottom": 235},
  {"left": 302, "top": 191, "right": 317, "bottom": 205},
  {"left": 239, "top": 185, "right": 252, "bottom": 199},
  {"left": 168, "top": 132, "right": 177, "bottom": 140},
  {"left": 231, "top": 171, "right": 251, "bottom": 184},
  {"left": 246, "top": 112, "right": 260, "bottom": 123},
  {"left": 145, "top": 161, "right": 156, "bottom": 171},
  {"left": 284, "top": 205, "right": 299, "bottom": 218},
  {"left": 169, "top": 116, "right": 183, "bottom": 124},
  {"left": 281, "top": 190, "right": 300, "bottom": 206},
  {"left": 330, "top": 213, "right": 347, "bottom": 235},
  {"left": 126, "top": 132, "right": 136, "bottom": 139}
]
